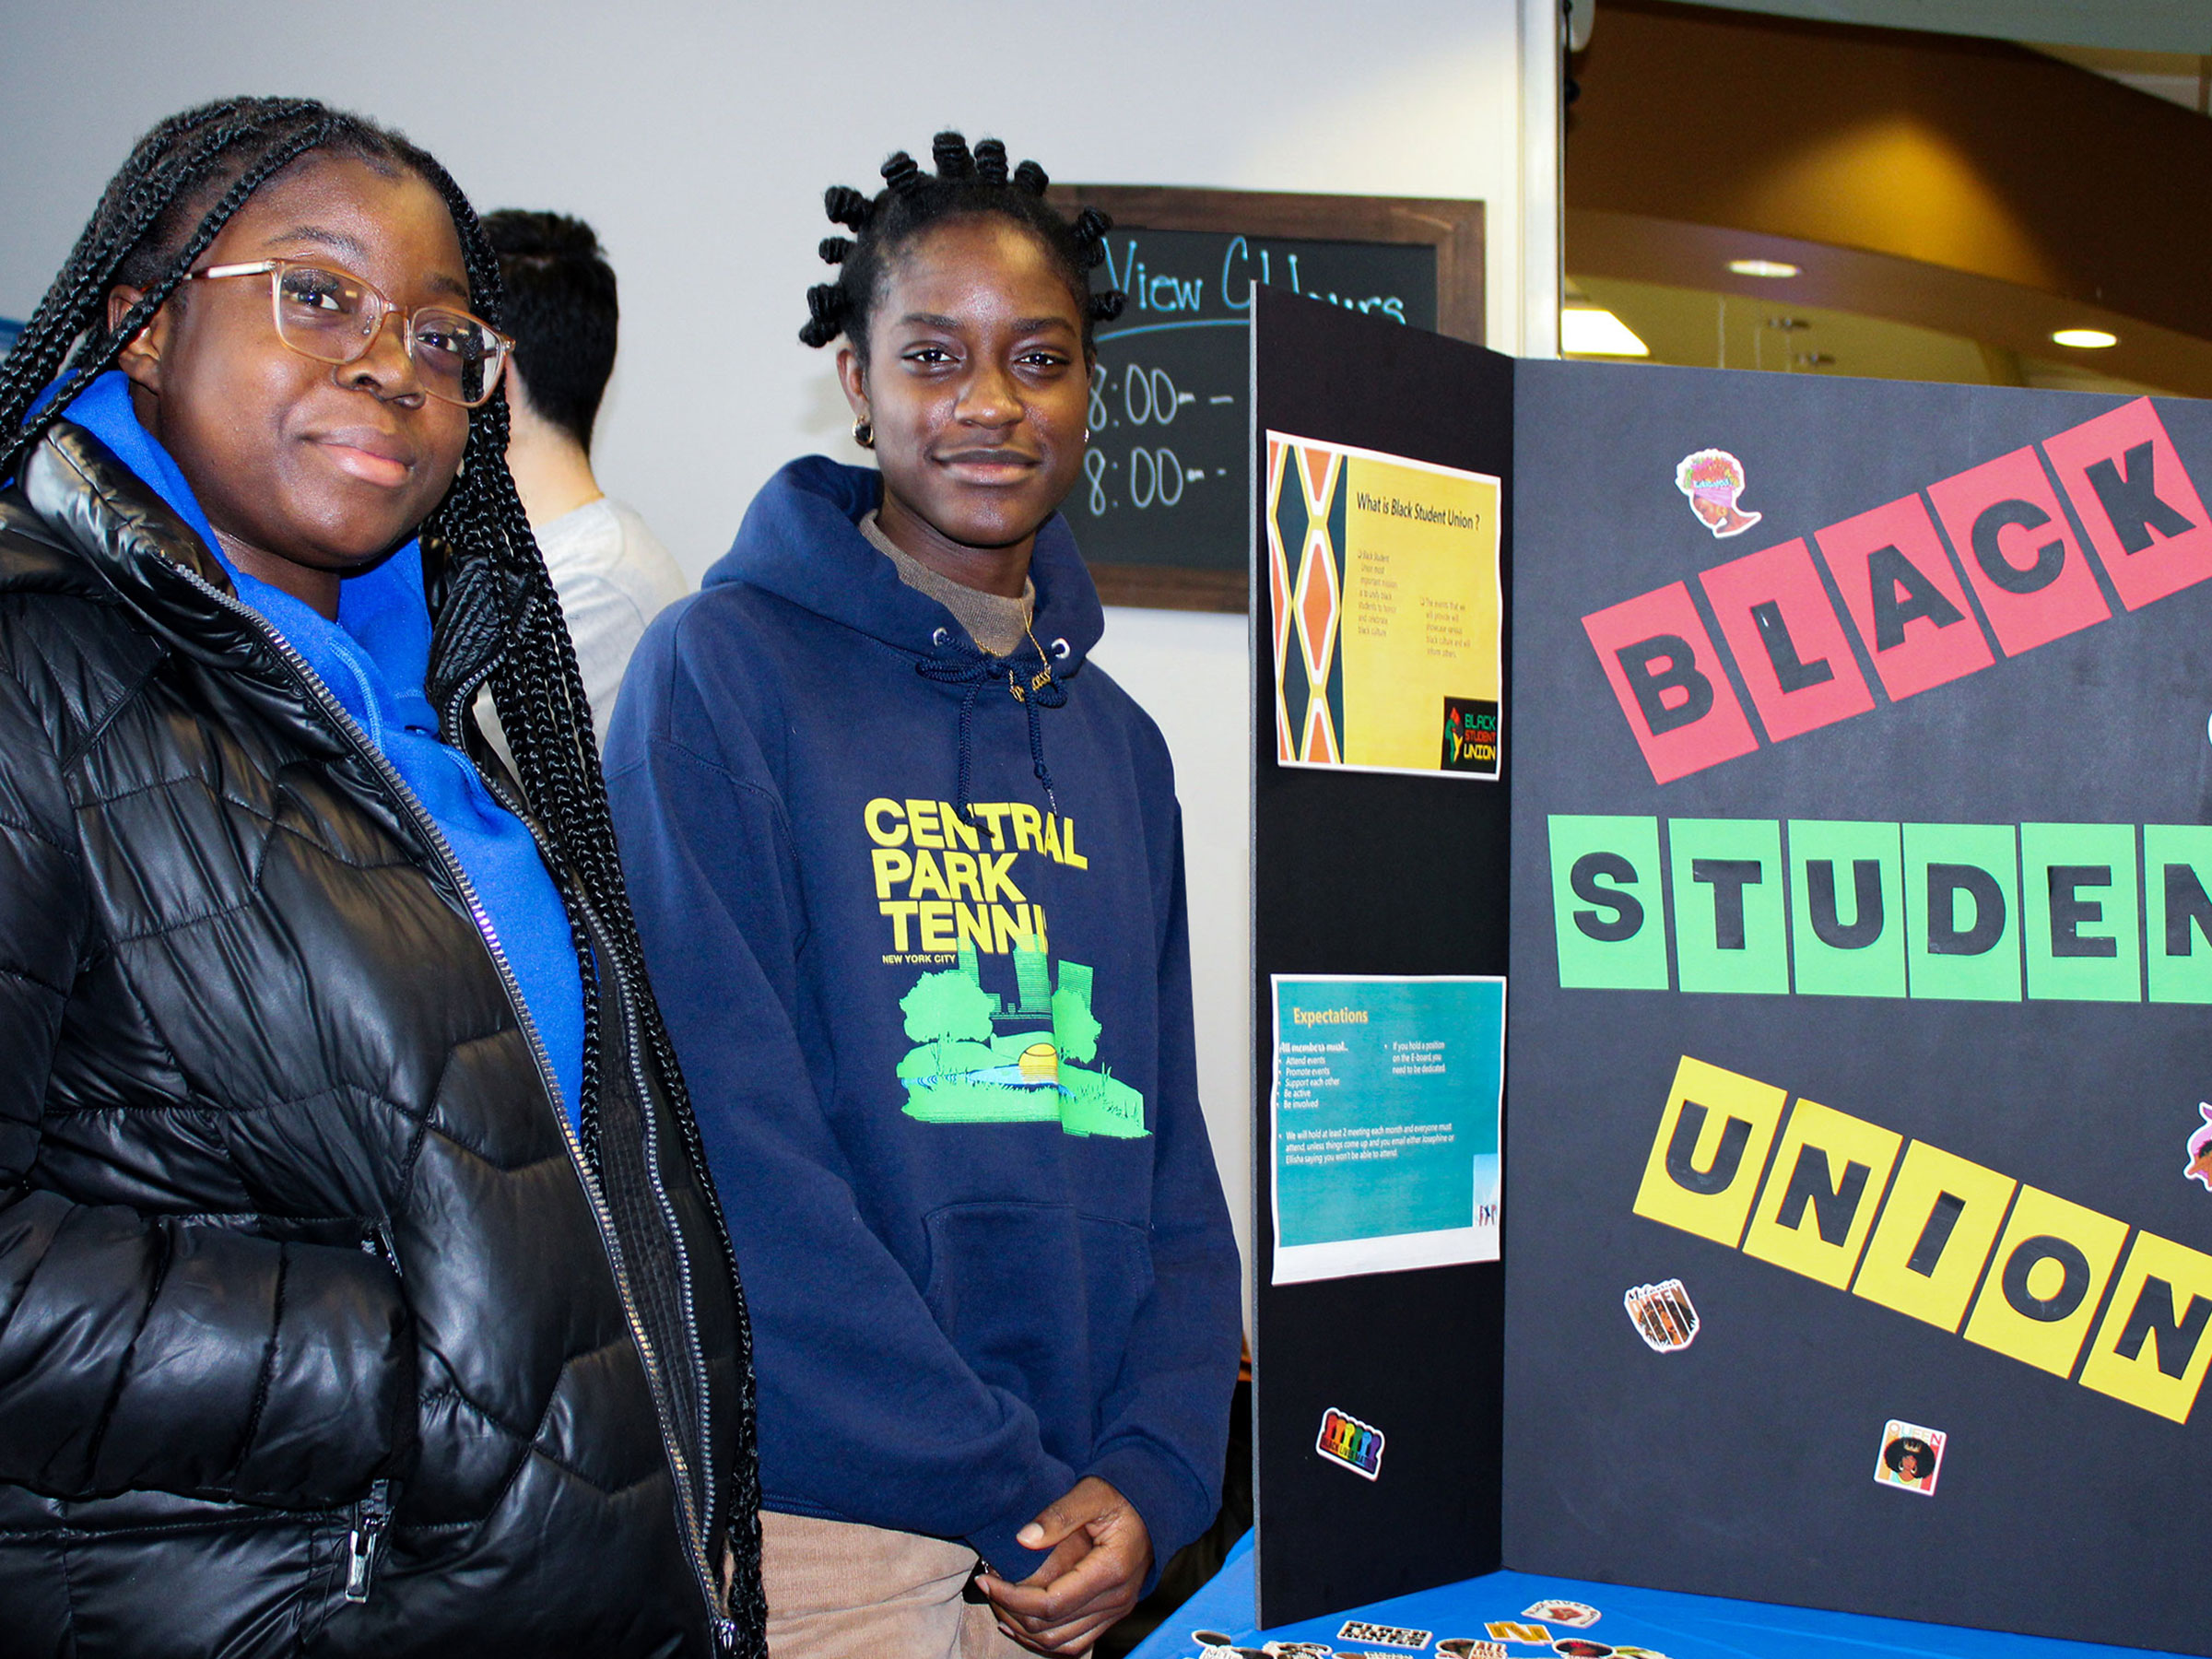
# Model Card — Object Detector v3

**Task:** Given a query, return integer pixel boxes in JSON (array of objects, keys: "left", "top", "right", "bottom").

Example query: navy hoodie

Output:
[{"left": 604, "top": 457, "right": 1241, "bottom": 1583}]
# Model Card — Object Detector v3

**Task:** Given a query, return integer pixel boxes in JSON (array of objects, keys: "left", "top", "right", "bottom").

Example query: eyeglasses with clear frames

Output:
[{"left": 184, "top": 259, "right": 512, "bottom": 407}]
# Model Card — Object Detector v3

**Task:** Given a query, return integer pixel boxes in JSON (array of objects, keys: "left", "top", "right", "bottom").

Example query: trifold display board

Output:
[
  {"left": 1249, "top": 285, "right": 2212, "bottom": 1653},
  {"left": 1251, "top": 288, "right": 1513, "bottom": 1626}
]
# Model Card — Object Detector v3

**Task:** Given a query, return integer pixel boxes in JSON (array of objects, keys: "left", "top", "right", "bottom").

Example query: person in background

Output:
[
  {"left": 0, "top": 98, "right": 760, "bottom": 1655},
  {"left": 482, "top": 209, "right": 687, "bottom": 739},
  {"left": 606, "top": 133, "right": 1241, "bottom": 1659}
]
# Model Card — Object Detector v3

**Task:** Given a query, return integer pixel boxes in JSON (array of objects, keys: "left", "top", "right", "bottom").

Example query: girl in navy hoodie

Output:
[{"left": 605, "top": 135, "right": 1241, "bottom": 1657}]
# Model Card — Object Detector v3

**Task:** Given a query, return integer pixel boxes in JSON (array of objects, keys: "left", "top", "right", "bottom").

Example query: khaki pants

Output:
[{"left": 761, "top": 1510, "right": 1033, "bottom": 1658}]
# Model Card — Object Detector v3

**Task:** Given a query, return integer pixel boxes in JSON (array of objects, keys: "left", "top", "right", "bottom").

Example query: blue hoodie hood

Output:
[
  {"left": 707, "top": 456, "right": 1105, "bottom": 668},
  {"left": 713, "top": 457, "right": 1107, "bottom": 815}
]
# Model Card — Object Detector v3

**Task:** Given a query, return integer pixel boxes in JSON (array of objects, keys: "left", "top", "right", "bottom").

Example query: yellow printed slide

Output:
[{"left": 1265, "top": 431, "right": 1503, "bottom": 776}]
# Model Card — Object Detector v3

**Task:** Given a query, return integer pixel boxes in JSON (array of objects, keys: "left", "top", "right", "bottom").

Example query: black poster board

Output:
[
  {"left": 1503, "top": 364, "right": 2212, "bottom": 1654},
  {"left": 1053, "top": 187, "right": 1483, "bottom": 612},
  {"left": 1247, "top": 301, "right": 2212, "bottom": 1654},
  {"left": 1249, "top": 286, "right": 1514, "bottom": 1627}
]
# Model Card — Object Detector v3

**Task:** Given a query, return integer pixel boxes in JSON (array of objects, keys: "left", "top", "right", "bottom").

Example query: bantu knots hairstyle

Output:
[
  {"left": 799, "top": 131, "right": 1126, "bottom": 357},
  {"left": 481, "top": 209, "right": 619, "bottom": 453},
  {"left": 0, "top": 107, "right": 759, "bottom": 1544}
]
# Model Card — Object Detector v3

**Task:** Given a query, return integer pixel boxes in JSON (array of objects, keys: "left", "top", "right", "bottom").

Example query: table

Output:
[{"left": 1126, "top": 1533, "right": 2186, "bottom": 1659}]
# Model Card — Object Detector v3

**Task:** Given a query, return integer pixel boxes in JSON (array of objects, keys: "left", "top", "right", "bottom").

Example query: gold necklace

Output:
[{"left": 1009, "top": 612, "right": 1055, "bottom": 702}]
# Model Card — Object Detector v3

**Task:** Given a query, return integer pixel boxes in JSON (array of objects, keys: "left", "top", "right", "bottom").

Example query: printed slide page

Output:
[
  {"left": 1265, "top": 433, "right": 1503, "bottom": 778},
  {"left": 1271, "top": 973, "right": 1506, "bottom": 1285}
]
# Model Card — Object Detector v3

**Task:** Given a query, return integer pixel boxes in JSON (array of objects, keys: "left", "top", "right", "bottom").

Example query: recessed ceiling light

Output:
[
  {"left": 1562, "top": 307, "right": 1650, "bottom": 358},
  {"left": 1728, "top": 258, "right": 1800, "bottom": 278},
  {"left": 2052, "top": 327, "right": 2118, "bottom": 349}
]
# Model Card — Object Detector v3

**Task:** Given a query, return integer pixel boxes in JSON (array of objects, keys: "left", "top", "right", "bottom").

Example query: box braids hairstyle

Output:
[
  {"left": 0, "top": 99, "right": 764, "bottom": 1642},
  {"left": 799, "top": 131, "right": 1127, "bottom": 354}
]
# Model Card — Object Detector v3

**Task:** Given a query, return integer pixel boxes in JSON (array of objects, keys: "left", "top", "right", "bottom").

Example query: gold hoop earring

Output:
[{"left": 853, "top": 418, "right": 875, "bottom": 450}]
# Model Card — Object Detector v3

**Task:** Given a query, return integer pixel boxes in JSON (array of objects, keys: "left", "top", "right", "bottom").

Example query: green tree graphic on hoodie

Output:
[{"left": 894, "top": 944, "right": 1145, "bottom": 1137}]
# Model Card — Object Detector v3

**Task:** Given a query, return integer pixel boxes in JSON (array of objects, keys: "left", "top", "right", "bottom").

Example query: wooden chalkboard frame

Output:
[{"left": 1047, "top": 186, "right": 1485, "bottom": 611}]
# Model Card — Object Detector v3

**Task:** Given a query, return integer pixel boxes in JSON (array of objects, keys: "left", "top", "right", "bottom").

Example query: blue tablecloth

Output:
[{"left": 1129, "top": 1533, "right": 2185, "bottom": 1659}]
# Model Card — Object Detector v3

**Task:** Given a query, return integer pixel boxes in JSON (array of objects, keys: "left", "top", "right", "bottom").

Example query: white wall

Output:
[{"left": 0, "top": 0, "right": 1559, "bottom": 1296}]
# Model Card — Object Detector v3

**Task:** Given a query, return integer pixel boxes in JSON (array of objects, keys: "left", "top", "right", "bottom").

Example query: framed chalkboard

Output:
[{"left": 1047, "top": 187, "right": 1484, "bottom": 611}]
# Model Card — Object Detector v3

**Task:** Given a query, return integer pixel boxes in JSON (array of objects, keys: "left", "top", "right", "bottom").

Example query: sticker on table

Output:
[
  {"left": 1265, "top": 432, "right": 1503, "bottom": 779},
  {"left": 1874, "top": 1419, "right": 1946, "bottom": 1494},
  {"left": 1553, "top": 1641, "right": 1613, "bottom": 1658},
  {"left": 1522, "top": 1599, "right": 1599, "bottom": 1628},
  {"left": 2186, "top": 1102, "right": 2212, "bottom": 1192},
  {"left": 1316, "top": 1406, "right": 1386, "bottom": 1479},
  {"left": 1267, "top": 1646, "right": 1335, "bottom": 1658},
  {"left": 1271, "top": 974, "right": 1506, "bottom": 1285},
  {"left": 1189, "top": 1635, "right": 1285, "bottom": 1659},
  {"left": 1624, "top": 1279, "right": 1700, "bottom": 1352},
  {"left": 1677, "top": 448, "right": 1763, "bottom": 539},
  {"left": 1488, "top": 1625, "right": 1554, "bottom": 1645},
  {"left": 1338, "top": 1623, "right": 1433, "bottom": 1650},
  {"left": 1440, "top": 1642, "right": 1511, "bottom": 1659}
]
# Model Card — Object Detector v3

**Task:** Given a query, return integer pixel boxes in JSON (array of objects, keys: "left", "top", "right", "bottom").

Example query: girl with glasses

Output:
[
  {"left": 604, "top": 135, "right": 1241, "bottom": 1658},
  {"left": 0, "top": 98, "right": 761, "bottom": 1656}
]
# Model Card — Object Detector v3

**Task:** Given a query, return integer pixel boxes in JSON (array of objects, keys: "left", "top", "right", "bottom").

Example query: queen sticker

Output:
[{"left": 1874, "top": 1419, "right": 1946, "bottom": 1496}]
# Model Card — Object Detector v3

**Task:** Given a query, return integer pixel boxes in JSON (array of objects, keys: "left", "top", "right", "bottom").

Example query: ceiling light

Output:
[
  {"left": 1728, "top": 258, "right": 1800, "bottom": 278},
  {"left": 1562, "top": 307, "right": 1650, "bottom": 358},
  {"left": 2052, "top": 328, "right": 2118, "bottom": 349}
]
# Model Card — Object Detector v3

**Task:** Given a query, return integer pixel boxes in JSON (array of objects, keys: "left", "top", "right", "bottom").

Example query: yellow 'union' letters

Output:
[{"left": 1635, "top": 1055, "right": 2212, "bottom": 1422}]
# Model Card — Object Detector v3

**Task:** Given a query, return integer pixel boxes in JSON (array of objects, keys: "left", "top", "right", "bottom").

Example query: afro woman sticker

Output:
[
  {"left": 1676, "top": 449, "right": 1763, "bottom": 539},
  {"left": 2187, "top": 1103, "right": 2212, "bottom": 1192},
  {"left": 1875, "top": 1420, "right": 1946, "bottom": 1495}
]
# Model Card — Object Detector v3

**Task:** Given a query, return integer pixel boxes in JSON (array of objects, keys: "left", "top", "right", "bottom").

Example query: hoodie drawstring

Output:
[{"left": 915, "top": 629, "right": 1068, "bottom": 818}]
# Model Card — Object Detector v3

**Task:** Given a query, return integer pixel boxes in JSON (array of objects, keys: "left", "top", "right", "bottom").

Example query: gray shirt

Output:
[
  {"left": 479, "top": 496, "right": 688, "bottom": 759},
  {"left": 859, "top": 510, "right": 1034, "bottom": 657}
]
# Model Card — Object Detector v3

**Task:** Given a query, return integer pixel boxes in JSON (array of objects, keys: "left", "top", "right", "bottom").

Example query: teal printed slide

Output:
[{"left": 1271, "top": 974, "right": 1505, "bottom": 1284}]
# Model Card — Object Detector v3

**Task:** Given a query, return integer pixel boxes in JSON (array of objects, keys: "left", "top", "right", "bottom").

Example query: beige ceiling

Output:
[
  {"left": 1647, "top": 1, "right": 2212, "bottom": 54},
  {"left": 2033, "top": 41, "right": 2211, "bottom": 110},
  {"left": 1565, "top": 272, "right": 2171, "bottom": 395}
]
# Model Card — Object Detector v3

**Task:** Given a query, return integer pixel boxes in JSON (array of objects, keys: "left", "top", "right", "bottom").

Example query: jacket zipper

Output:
[
  {"left": 453, "top": 691, "right": 751, "bottom": 1641},
  {"left": 167, "top": 568, "right": 731, "bottom": 1643},
  {"left": 343, "top": 1478, "right": 394, "bottom": 1602},
  {"left": 477, "top": 767, "right": 733, "bottom": 1647}
]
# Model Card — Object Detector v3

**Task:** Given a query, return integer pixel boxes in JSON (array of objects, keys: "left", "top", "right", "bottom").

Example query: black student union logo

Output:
[{"left": 1442, "top": 697, "right": 1500, "bottom": 774}]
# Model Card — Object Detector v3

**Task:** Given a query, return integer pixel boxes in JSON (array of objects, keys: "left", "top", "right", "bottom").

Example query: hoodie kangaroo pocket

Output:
[{"left": 921, "top": 1201, "right": 1155, "bottom": 1445}]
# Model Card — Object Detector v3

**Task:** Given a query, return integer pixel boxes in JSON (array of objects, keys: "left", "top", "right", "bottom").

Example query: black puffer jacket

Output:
[{"left": 0, "top": 425, "right": 762, "bottom": 1657}]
